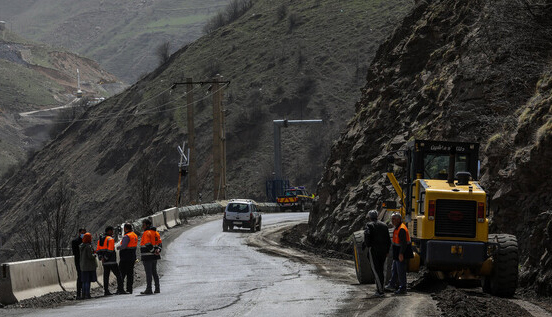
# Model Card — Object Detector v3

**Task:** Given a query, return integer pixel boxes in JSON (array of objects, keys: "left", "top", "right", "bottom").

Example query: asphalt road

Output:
[{"left": 13, "top": 212, "right": 352, "bottom": 317}]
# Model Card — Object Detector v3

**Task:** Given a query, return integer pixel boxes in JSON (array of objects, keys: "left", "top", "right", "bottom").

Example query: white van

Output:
[{"left": 223, "top": 199, "right": 262, "bottom": 232}]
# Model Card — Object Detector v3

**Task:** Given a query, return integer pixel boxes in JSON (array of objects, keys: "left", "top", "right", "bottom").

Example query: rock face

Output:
[{"left": 308, "top": 0, "right": 552, "bottom": 295}]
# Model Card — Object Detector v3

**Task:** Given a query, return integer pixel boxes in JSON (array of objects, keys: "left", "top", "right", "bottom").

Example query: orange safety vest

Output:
[
  {"left": 140, "top": 229, "right": 162, "bottom": 259},
  {"left": 140, "top": 229, "right": 161, "bottom": 247},
  {"left": 125, "top": 231, "right": 138, "bottom": 249},
  {"left": 97, "top": 235, "right": 116, "bottom": 265},
  {"left": 392, "top": 223, "right": 411, "bottom": 246},
  {"left": 97, "top": 236, "right": 115, "bottom": 251}
]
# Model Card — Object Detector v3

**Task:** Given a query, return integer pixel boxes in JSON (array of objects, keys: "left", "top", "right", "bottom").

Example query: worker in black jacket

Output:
[
  {"left": 71, "top": 228, "right": 87, "bottom": 299},
  {"left": 363, "top": 210, "right": 391, "bottom": 297}
]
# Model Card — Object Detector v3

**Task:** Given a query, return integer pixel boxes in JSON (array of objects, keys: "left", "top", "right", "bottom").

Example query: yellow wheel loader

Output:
[{"left": 352, "top": 140, "right": 518, "bottom": 297}]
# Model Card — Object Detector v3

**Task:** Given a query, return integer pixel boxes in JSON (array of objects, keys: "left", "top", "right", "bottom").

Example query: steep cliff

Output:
[{"left": 308, "top": 0, "right": 552, "bottom": 295}]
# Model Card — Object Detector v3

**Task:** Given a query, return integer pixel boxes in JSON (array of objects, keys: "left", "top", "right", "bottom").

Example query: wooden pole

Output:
[
  {"left": 212, "top": 77, "right": 221, "bottom": 200},
  {"left": 220, "top": 77, "right": 227, "bottom": 200},
  {"left": 186, "top": 78, "right": 197, "bottom": 204}
]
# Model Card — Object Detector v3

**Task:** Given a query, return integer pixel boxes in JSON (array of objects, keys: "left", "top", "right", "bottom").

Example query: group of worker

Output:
[
  {"left": 71, "top": 219, "right": 162, "bottom": 299},
  {"left": 363, "top": 210, "right": 413, "bottom": 297}
]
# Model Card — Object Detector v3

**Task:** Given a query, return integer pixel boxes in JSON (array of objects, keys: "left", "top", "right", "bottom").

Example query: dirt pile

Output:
[
  {"left": 308, "top": 0, "right": 552, "bottom": 295},
  {"left": 432, "top": 288, "right": 530, "bottom": 317}
]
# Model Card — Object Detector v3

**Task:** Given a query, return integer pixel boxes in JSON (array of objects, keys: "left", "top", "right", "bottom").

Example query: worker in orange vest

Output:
[
  {"left": 385, "top": 213, "right": 413, "bottom": 295},
  {"left": 117, "top": 223, "right": 138, "bottom": 294},
  {"left": 140, "top": 219, "right": 162, "bottom": 295},
  {"left": 97, "top": 226, "right": 125, "bottom": 296}
]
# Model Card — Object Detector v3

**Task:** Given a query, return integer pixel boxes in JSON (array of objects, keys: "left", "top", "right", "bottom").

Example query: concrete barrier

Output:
[
  {"left": 257, "top": 203, "right": 281, "bottom": 213},
  {"left": 149, "top": 212, "right": 167, "bottom": 232},
  {"left": 0, "top": 258, "right": 63, "bottom": 304},
  {"left": 178, "top": 203, "right": 223, "bottom": 220},
  {"left": 163, "top": 207, "right": 179, "bottom": 228},
  {"left": 0, "top": 201, "right": 273, "bottom": 305},
  {"left": 55, "top": 256, "right": 78, "bottom": 291}
]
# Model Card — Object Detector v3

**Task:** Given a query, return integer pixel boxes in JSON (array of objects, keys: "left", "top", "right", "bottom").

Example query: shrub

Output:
[
  {"left": 276, "top": 3, "right": 288, "bottom": 22},
  {"left": 203, "top": 0, "right": 255, "bottom": 34}
]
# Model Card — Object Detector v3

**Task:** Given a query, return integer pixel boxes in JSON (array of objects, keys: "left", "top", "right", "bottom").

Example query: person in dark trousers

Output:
[
  {"left": 71, "top": 228, "right": 87, "bottom": 299},
  {"left": 79, "top": 232, "right": 97, "bottom": 299},
  {"left": 140, "top": 219, "right": 162, "bottom": 295},
  {"left": 97, "top": 226, "right": 126, "bottom": 296},
  {"left": 363, "top": 210, "right": 391, "bottom": 297},
  {"left": 118, "top": 223, "right": 138, "bottom": 294},
  {"left": 385, "top": 212, "right": 413, "bottom": 295}
]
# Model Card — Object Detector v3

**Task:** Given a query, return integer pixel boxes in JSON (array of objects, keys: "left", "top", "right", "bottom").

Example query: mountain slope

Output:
[
  {"left": 0, "top": 29, "right": 124, "bottom": 178},
  {"left": 2, "top": 0, "right": 233, "bottom": 82},
  {"left": 307, "top": 0, "right": 552, "bottom": 294},
  {"left": 0, "top": 0, "right": 410, "bottom": 261}
]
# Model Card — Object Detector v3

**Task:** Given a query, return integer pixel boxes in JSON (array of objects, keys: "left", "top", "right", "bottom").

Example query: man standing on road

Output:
[
  {"left": 97, "top": 226, "right": 126, "bottom": 296},
  {"left": 363, "top": 210, "right": 391, "bottom": 297},
  {"left": 385, "top": 212, "right": 413, "bottom": 295},
  {"left": 71, "top": 228, "right": 87, "bottom": 299},
  {"left": 140, "top": 219, "right": 162, "bottom": 295},
  {"left": 118, "top": 223, "right": 138, "bottom": 294}
]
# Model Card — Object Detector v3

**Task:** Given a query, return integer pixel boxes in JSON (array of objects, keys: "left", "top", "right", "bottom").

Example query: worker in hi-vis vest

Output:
[{"left": 139, "top": 219, "right": 162, "bottom": 295}]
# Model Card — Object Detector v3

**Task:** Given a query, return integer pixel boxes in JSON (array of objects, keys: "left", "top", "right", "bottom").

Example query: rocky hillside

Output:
[
  {"left": 0, "top": 29, "right": 124, "bottom": 178},
  {"left": 308, "top": 0, "right": 552, "bottom": 295},
  {"left": 2, "top": 0, "right": 232, "bottom": 83},
  {"left": 0, "top": 0, "right": 410, "bottom": 262}
]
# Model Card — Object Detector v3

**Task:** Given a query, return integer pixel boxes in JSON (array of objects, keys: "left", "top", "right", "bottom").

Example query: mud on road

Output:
[{"left": 266, "top": 223, "right": 552, "bottom": 317}]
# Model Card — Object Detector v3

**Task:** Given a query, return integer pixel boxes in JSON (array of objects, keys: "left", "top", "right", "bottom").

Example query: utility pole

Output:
[
  {"left": 212, "top": 76, "right": 227, "bottom": 200},
  {"left": 171, "top": 78, "right": 230, "bottom": 202},
  {"left": 186, "top": 78, "right": 197, "bottom": 203},
  {"left": 220, "top": 76, "right": 227, "bottom": 200}
]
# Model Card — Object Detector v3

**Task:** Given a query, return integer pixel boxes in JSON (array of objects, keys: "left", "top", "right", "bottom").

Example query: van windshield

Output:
[{"left": 227, "top": 203, "right": 249, "bottom": 213}]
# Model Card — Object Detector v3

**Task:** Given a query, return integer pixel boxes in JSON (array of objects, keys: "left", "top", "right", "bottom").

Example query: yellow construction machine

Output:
[{"left": 353, "top": 140, "right": 518, "bottom": 297}]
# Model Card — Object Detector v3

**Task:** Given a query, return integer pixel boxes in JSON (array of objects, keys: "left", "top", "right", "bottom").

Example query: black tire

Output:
[
  {"left": 486, "top": 233, "right": 518, "bottom": 297},
  {"left": 352, "top": 231, "right": 375, "bottom": 284},
  {"left": 300, "top": 203, "right": 305, "bottom": 212},
  {"left": 257, "top": 218, "right": 262, "bottom": 231},
  {"left": 223, "top": 220, "right": 228, "bottom": 232},
  {"left": 250, "top": 220, "right": 256, "bottom": 233}
]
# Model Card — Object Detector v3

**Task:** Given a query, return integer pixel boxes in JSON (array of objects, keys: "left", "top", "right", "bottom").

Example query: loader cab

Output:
[{"left": 403, "top": 140, "right": 480, "bottom": 219}]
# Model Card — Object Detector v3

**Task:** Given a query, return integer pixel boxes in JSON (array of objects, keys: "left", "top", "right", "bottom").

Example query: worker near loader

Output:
[
  {"left": 363, "top": 209, "right": 391, "bottom": 297},
  {"left": 385, "top": 212, "right": 413, "bottom": 295}
]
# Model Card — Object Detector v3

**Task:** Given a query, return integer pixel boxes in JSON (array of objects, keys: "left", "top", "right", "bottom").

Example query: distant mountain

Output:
[
  {"left": 0, "top": 28, "right": 124, "bottom": 178},
  {"left": 2, "top": 0, "right": 233, "bottom": 83},
  {"left": 0, "top": 0, "right": 410, "bottom": 262}
]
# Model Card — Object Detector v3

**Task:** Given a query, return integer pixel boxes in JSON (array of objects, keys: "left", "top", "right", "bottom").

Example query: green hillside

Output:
[
  {"left": 0, "top": 29, "right": 123, "bottom": 178},
  {"left": 2, "top": 0, "right": 233, "bottom": 82}
]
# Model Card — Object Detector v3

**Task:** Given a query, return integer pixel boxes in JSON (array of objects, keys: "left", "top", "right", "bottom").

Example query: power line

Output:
[{"left": 28, "top": 83, "right": 228, "bottom": 124}]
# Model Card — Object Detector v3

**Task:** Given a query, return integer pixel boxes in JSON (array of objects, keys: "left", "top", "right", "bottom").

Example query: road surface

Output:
[{"left": 12, "top": 213, "right": 352, "bottom": 317}]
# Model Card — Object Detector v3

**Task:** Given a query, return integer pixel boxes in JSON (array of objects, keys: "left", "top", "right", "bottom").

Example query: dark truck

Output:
[{"left": 276, "top": 186, "right": 314, "bottom": 212}]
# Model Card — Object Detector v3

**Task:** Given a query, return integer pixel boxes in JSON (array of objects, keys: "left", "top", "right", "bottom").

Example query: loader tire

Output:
[
  {"left": 352, "top": 231, "right": 375, "bottom": 284},
  {"left": 487, "top": 233, "right": 518, "bottom": 297}
]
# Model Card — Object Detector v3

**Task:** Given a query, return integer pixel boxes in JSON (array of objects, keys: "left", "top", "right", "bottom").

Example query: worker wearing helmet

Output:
[
  {"left": 363, "top": 209, "right": 391, "bottom": 297},
  {"left": 385, "top": 212, "right": 413, "bottom": 295}
]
